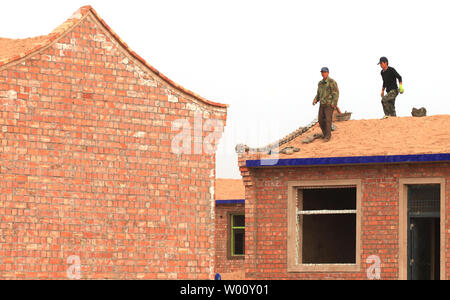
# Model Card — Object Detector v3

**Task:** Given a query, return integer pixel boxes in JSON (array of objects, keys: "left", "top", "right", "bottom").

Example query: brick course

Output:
[{"left": 0, "top": 7, "right": 227, "bottom": 279}]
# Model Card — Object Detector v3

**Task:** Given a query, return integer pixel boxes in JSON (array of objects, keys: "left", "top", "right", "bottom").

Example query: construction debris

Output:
[
  {"left": 336, "top": 111, "right": 352, "bottom": 122},
  {"left": 235, "top": 144, "right": 250, "bottom": 154},
  {"left": 412, "top": 107, "right": 427, "bottom": 117},
  {"left": 279, "top": 146, "right": 301, "bottom": 155},
  {"left": 302, "top": 125, "right": 337, "bottom": 144},
  {"left": 302, "top": 133, "right": 324, "bottom": 144}
]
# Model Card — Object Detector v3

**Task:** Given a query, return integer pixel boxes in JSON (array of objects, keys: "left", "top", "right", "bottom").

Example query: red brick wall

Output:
[
  {"left": 0, "top": 13, "right": 226, "bottom": 279},
  {"left": 215, "top": 204, "right": 245, "bottom": 274},
  {"left": 239, "top": 161, "right": 449, "bottom": 280}
]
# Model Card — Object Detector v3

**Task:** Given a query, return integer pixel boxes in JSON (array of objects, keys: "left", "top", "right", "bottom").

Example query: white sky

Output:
[{"left": 1, "top": 0, "right": 449, "bottom": 179}]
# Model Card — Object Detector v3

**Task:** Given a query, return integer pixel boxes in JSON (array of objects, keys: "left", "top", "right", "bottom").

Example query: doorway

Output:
[{"left": 407, "top": 184, "right": 440, "bottom": 280}]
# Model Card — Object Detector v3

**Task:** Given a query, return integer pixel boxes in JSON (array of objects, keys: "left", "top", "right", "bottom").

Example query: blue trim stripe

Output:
[
  {"left": 246, "top": 153, "right": 450, "bottom": 168},
  {"left": 216, "top": 199, "right": 245, "bottom": 204}
]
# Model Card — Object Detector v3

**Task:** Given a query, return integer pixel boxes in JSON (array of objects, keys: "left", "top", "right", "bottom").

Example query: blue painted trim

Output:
[
  {"left": 216, "top": 199, "right": 245, "bottom": 205},
  {"left": 246, "top": 153, "right": 450, "bottom": 168}
]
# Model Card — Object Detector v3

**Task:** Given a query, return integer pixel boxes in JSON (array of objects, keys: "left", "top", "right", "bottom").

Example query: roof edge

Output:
[
  {"left": 0, "top": 6, "right": 91, "bottom": 68},
  {"left": 0, "top": 5, "right": 228, "bottom": 109},
  {"left": 87, "top": 6, "right": 228, "bottom": 109},
  {"left": 246, "top": 153, "right": 450, "bottom": 168},
  {"left": 216, "top": 199, "right": 245, "bottom": 204}
]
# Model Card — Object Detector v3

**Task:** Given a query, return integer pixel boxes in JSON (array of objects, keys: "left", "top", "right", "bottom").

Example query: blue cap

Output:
[
  {"left": 378, "top": 57, "right": 388, "bottom": 65},
  {"left": 320, "top": 67, "right": 329, "bottom": 73}
]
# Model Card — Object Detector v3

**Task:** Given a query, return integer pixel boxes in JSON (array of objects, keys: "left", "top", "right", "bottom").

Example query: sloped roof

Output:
[
  {"left": 0, "top": 36, "right": 49, "bottom": 63},
  {"left": 240, "top": 115, "right": 450, "bottom": 162},
  {"left": 0, "top": 5, "right": 227, "bottom": 109},
  {"left": 215, "top": 179, "right": 245, "bottom": 200}
]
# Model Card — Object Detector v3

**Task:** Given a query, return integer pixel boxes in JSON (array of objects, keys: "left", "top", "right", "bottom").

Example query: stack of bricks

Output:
[{"left": 0, "top": 6, "right": 227, "bottom": 279}]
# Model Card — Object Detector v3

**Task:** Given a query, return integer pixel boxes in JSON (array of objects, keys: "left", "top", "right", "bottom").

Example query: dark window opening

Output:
[
  {"left": 298, "top": 187, "right": 357, "bottom": 264},
  {"left": 302, "top": 188, "right": 356, "bottom": 211},
  {"left": 231, "top": 214, "right": 245, "bottom": 256},
  {"left": 408, "top": 184, "right": 440, "bottom": 216}
]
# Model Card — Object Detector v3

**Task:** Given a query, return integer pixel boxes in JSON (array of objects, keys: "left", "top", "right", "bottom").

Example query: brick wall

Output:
[
  {"left": 0, "top": 10, "right": 227, "bottom": 279},
  {"left": 215, "top": 204, "right": 245, "bottom": 274},
  {"left": 239, "top": 161, "right": 449, "bottom": 279}
]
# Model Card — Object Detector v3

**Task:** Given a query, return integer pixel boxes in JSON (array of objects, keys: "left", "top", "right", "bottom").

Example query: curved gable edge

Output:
[{"left": 0, "top": 5, "right": 228, "bottom": 111}]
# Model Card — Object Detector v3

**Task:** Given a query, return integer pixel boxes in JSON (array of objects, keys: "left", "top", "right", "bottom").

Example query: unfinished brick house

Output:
[
  {"left": 214, "top": 178, "right": 245, "bottom": 278},
  {"left": 0, "top": 6, "right": 227, "bottom": 279},
  {"left": 237, "top": 114, "right": 450, "bottom": 280}
]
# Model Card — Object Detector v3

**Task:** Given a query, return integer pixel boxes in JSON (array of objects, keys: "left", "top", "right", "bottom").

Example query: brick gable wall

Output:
[
  {"left": 0, "top": 13, "right": 226, "bottom": 279},
  {"left": 239, "top": 160, "right": 449, "bottom": 279}
]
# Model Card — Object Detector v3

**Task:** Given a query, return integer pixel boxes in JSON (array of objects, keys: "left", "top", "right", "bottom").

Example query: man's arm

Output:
[
  {"left": 392, "top": 67, "right": 404, "bottom": 93},
  {"left": 331, "top": 80, "right": 339, "bottom": 107},
  {"left": 313, "top": 84, "right": 320, "bottom": 105},
  {"left": 392, "top": 67, "right": 403, "bottom": 83},
  {"left": 381, "top": 71, "right": 386, "bottom": 97}
]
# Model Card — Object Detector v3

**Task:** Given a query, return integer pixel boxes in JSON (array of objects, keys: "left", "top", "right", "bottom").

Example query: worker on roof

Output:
[
  {"left": 378, "top": 57, "right": 404, "bottom": 118},
  {"left": 313, "top": 67, "right": 339, "bottom": 142}
]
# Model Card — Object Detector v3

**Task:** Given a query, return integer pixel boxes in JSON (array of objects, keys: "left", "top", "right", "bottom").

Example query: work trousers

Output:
[
  {"left": 381, "top": 89, "right": 399, "bottom": 117},
  {"left": 318, "top": 104, "right": 334, "bottom": 140}
]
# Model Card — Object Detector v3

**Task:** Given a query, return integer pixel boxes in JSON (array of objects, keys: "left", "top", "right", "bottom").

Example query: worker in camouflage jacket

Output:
[{"left": 313, "top": 67, "right": 339, "bottom": 142}]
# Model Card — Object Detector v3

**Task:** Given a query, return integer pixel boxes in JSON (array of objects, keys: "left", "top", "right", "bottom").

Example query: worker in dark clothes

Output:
[
  {"left": 313, "top": 67, "right": 339, "bottom": 142},
  {"left": 378, "top": 57, "right": 403, "bottom": 118}
]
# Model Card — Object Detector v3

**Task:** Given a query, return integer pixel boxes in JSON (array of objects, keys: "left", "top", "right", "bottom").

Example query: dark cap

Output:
[
  {"left": 378, "top": 57, "right": 388, "bottom": 65},
  {"left": 320, "top": 67, "right": 329, "bottom": 73}
]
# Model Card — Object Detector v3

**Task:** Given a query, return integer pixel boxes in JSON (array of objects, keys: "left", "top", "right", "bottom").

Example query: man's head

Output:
[
  {"left": 320, "top": 67, "right": 329, "bottom": 80},
  {"left": 378, "top": 57, "right": 389, "bottom": 70}
]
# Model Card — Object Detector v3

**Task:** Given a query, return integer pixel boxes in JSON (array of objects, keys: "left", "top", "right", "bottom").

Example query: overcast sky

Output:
[{"left": 1, "top": 0, "right": 449, "bottom": 179}]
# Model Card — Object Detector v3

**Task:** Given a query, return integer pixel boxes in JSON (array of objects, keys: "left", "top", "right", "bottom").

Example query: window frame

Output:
[
  {"left": 228, "top": 212, "right": 245, "bottom": 260},
  {"left": 287, "top": 179, "right": 362, "bottom": 273}
]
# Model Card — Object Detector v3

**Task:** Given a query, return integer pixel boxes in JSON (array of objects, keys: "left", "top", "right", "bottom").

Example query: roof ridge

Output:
[
  {"left": 0, "top": 5, "right": 228, "bottom": 109},
  {"left": 0, "top": 6, "right": 89, "bottom": 67},
  {"left": 235, "top": 118, "right": 318, "bottom": 154}
]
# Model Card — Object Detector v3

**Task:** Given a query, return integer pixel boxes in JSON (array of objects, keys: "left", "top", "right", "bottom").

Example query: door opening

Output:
[{"left": 407, "top": 184, "right": 440, "bottom": 280}]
